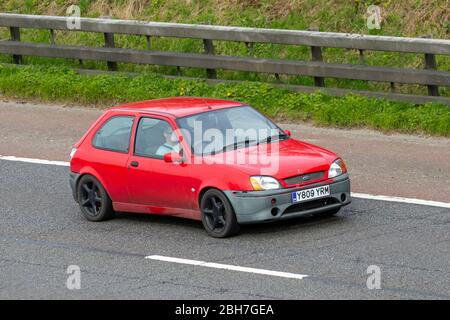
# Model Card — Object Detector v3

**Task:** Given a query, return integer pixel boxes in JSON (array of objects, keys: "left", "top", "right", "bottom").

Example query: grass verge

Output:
[{"left": 1, "top": 63, "right": 449, "bottom": 137}]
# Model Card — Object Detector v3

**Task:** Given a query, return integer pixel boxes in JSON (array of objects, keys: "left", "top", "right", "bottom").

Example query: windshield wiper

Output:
[
  {"left": 222, "top": 139, "right": 257, "bottom": 152},
  {"left": 257, "top": 133, "right": 289, "bottom": 145}
]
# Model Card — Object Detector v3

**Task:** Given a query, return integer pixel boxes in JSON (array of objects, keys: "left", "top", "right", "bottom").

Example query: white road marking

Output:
[
  {"left": 352, "top": 192, "right": 450, "bottom": 209},
  {"left": 145, "top": 255, "right": 308, "bottom": 280},
  {"left": 0, "top": 155, "right": 69, "bottom": 167},
  {"left": 0, "top": 155, "right": 449, "bottom": 208}
]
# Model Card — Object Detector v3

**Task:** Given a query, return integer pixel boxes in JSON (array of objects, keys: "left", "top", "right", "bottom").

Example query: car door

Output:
[{"left": 126, "top": 115, "right": 197, "bottom": 214}]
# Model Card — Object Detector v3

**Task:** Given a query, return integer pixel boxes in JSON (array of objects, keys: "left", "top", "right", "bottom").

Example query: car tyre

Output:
[
  {"left": 77, "top": 175, "right": 114, "bottom": 222},
  {"left": 200, "top": 189, "right": 240, "bottom": 238}
]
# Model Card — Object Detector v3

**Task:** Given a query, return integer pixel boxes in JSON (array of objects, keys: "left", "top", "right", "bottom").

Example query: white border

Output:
[
  {"left": 0, "top": 155, "right": 69, "bottom": 167},
  {"left": 351, "top": 192, "right": 450, "bottom": 209}
]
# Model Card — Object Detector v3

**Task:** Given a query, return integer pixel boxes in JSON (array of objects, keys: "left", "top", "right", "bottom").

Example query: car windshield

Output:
[{"left": 177, "top": 106, "right": 289, "bottom": 155}]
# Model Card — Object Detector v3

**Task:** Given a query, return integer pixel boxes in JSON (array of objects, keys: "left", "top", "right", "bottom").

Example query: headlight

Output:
[
  {"left": 69, "top": 148, "right": 77, "bottom": 160},
  {"left": 250, "top": 176, "right": 281, "bottom": 190},
  {"left": 328, "top": 158, "right": 347, "bottom": 178}
]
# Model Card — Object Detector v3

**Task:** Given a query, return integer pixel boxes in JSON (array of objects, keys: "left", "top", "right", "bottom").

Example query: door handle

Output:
[{"left": 130, "top": 161, "right": 139, "bottom": 168}]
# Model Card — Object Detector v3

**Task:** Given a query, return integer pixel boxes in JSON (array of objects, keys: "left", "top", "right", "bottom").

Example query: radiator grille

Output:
[{"left": 284, "top": 171, "right": 325, "bottom": 186}]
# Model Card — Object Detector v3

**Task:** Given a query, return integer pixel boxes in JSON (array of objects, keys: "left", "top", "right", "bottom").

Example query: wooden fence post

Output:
[
  {"left": 101, "top": 16, "right": 117, "bottom": 71},
  {"left": 9, "top": 26, "right": 22, "bottom": 64},
  {"left": 245, "top": 42, "right": 254, "bottom": 56},
  {"left": 50, "top": 29, "right": 56, "bottom": 44},
  {"left": 104, "top": 32, "right": 117, "bottom": 71},
  {"left": 309, "top": 28, "right": 325, "bottom": 87},
  {"left": 358, "top": 48, "right": 370, "bottom": 86},
  {"left": 390, "top": 82, "right": 396, "bottom": 93},
  {"left": 424, "top": 53, "right": 439, "bottom": 96},
  {"left": 358, "top": 49, "right": 364, "bottom": 64},
  {"left": 422, "top": 35, "right": 439, "bottom": 96},
  {"left": 203, "top": 38, "right": 217, "bottom": 79}
]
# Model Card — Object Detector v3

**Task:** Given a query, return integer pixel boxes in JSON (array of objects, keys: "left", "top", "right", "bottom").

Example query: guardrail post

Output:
[
  {"left": 245, "top": 42, "right": 254, "bottom": 56},
  {"left": 357, "top": 49, "right": 369, "bottom": 85},
  {"left": 421, "top": 35, "right": 439, "bottom": 96},
  {"left": 146, "top": 35, "right": 151, "bottom": 50},
  {"left": 390, "top": 82, "right": 396, "bottom": 93},
  {"left": 358, "top": 49, "right": 364, "bottom": 64},
  {"left": 424, "top": 53, "right": 439, "bottom": 96},
  {"left": 275, "top": 73, "right": 281, "bottom": 83},
  {"left": 309, "top": 28, "right": 325, "bottom": 87},
  {"left": 203, "top": 38, "right": 217, "bottom": 79},
  {"left": 104, "top": 32, "right": 117, "bottom": 71},
  {"left": 9, "top": 26, "right": 22, "bottom": 64},
  {"left": 50, "top": 29, "right": 56, "bottom": 44}
]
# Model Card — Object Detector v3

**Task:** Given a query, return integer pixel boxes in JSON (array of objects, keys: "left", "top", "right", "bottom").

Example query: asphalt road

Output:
[{"left": 1, "top": 160, "right": 449, "bottom": 299}]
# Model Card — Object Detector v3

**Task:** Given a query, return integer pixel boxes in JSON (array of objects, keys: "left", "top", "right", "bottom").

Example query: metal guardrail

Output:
[{"left": 0, "top": 13, "right": 449, "bottom": 104}]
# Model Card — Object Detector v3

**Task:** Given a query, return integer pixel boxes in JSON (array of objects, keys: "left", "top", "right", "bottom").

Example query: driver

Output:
[{"left": 156, "top": 125, "right": 181, "bottom": 156}]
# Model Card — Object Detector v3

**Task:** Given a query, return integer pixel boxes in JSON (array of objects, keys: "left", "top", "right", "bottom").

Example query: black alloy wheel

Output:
[
  {"left": 77, "top": 175, "right": 114, "bottom": 221},
  {"left": 200, "top": 189, "right": 240, "bottom": 238}
]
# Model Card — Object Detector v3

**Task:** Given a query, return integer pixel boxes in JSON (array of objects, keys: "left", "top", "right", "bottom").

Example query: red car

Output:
[{"left": 69, "top": 97, "right": 350, "bottom": 237}]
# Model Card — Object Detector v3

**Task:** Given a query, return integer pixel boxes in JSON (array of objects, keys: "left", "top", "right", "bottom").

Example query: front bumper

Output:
[{"left": 224, "top": 174, "right": 351, "bottom": 224}]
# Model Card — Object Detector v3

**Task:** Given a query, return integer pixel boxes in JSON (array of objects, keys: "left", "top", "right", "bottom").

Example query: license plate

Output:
[{"left": 292, "top": 185, "right": 330, "bottom": 203}]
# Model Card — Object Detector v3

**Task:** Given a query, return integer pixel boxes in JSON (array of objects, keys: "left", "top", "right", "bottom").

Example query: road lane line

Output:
[
  {"left": 352, "top": 192, "right": 450, "bottom": 209},
  {"left": 1, "top": 155, "right": 449, "bottom": 208},
  {"left": 145, "top": 255, "right": 308, "bottom": 280},
  {"left": 0, "top": 155, "right": 69, "bottom": 167}
]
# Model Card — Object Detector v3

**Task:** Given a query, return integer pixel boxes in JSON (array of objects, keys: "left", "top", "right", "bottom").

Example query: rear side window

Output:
[{"left": 92, "top": 116, "right": 134, "bottom": 153}]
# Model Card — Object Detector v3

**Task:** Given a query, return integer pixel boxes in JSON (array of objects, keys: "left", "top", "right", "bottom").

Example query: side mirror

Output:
[
  {"left": 164, "top": 152, "right": 183, "bottom": 163},
  {"left": 284, "top": 129, "right": 291, "bottom": 137}
]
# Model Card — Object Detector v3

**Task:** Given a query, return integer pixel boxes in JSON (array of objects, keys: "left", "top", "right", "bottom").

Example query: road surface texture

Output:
[
  {"left": 1, "top": 99, "right": 449, "bottom": 202},
  {"left": 0, "top": 160, "right": 449, "bottom": 299},
  {"left": 0, "top": 99, "right": 449, "bottom": 299}
]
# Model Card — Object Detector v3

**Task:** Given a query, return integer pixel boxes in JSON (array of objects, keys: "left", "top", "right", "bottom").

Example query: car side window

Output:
[
  {"left": 134, "top": 117, "right": 181, "bottom": 159},
  {"left": 92, "top": 116, "right": 134, "bottom": 153}
]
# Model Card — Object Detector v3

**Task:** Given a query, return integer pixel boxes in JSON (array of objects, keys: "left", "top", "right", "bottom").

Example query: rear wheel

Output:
[
  {"left": 77, "top": 175, "right": 114, "bottom": 222},
  {"left": 200, "top": 189, "right": 240, "bottom": 238}
]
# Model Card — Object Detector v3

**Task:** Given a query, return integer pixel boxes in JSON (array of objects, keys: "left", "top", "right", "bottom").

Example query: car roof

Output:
[{"left": 109, "top": 97, "right": 245, "bottom": 118}]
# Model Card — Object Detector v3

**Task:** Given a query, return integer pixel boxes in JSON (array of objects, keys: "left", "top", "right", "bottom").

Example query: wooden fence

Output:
[{"left": 0, "top": 13, "right": 449, "bottom": 104}]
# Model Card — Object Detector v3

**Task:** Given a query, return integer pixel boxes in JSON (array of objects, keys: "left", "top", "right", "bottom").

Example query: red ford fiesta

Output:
[{"left": 69, "top": 97, "right": 351, "bottom": 237}]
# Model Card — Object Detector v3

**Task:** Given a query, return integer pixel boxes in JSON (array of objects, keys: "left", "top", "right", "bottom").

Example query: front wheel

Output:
[
  {"left": 77, "top": 175, "right": 114, "bottom": 222},
  {"left": 200, "top": 189, "right": 240, "bottom": 238}
]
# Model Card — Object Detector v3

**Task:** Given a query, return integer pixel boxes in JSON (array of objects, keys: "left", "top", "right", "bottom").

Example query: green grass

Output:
[{"left": 1, "top": 63, "right": 449, "bottom": 137}]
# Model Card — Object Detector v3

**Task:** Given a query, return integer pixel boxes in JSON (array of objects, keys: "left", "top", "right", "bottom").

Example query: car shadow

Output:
[
  {"left": 113, "top": 210, "right": 346, "bottom": 237},
  {"left": 240, "top": 213, "right": 345, "bottom": 235},
  {"left": 114, "top": 211, "right": 204, "bottom": 230}
]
